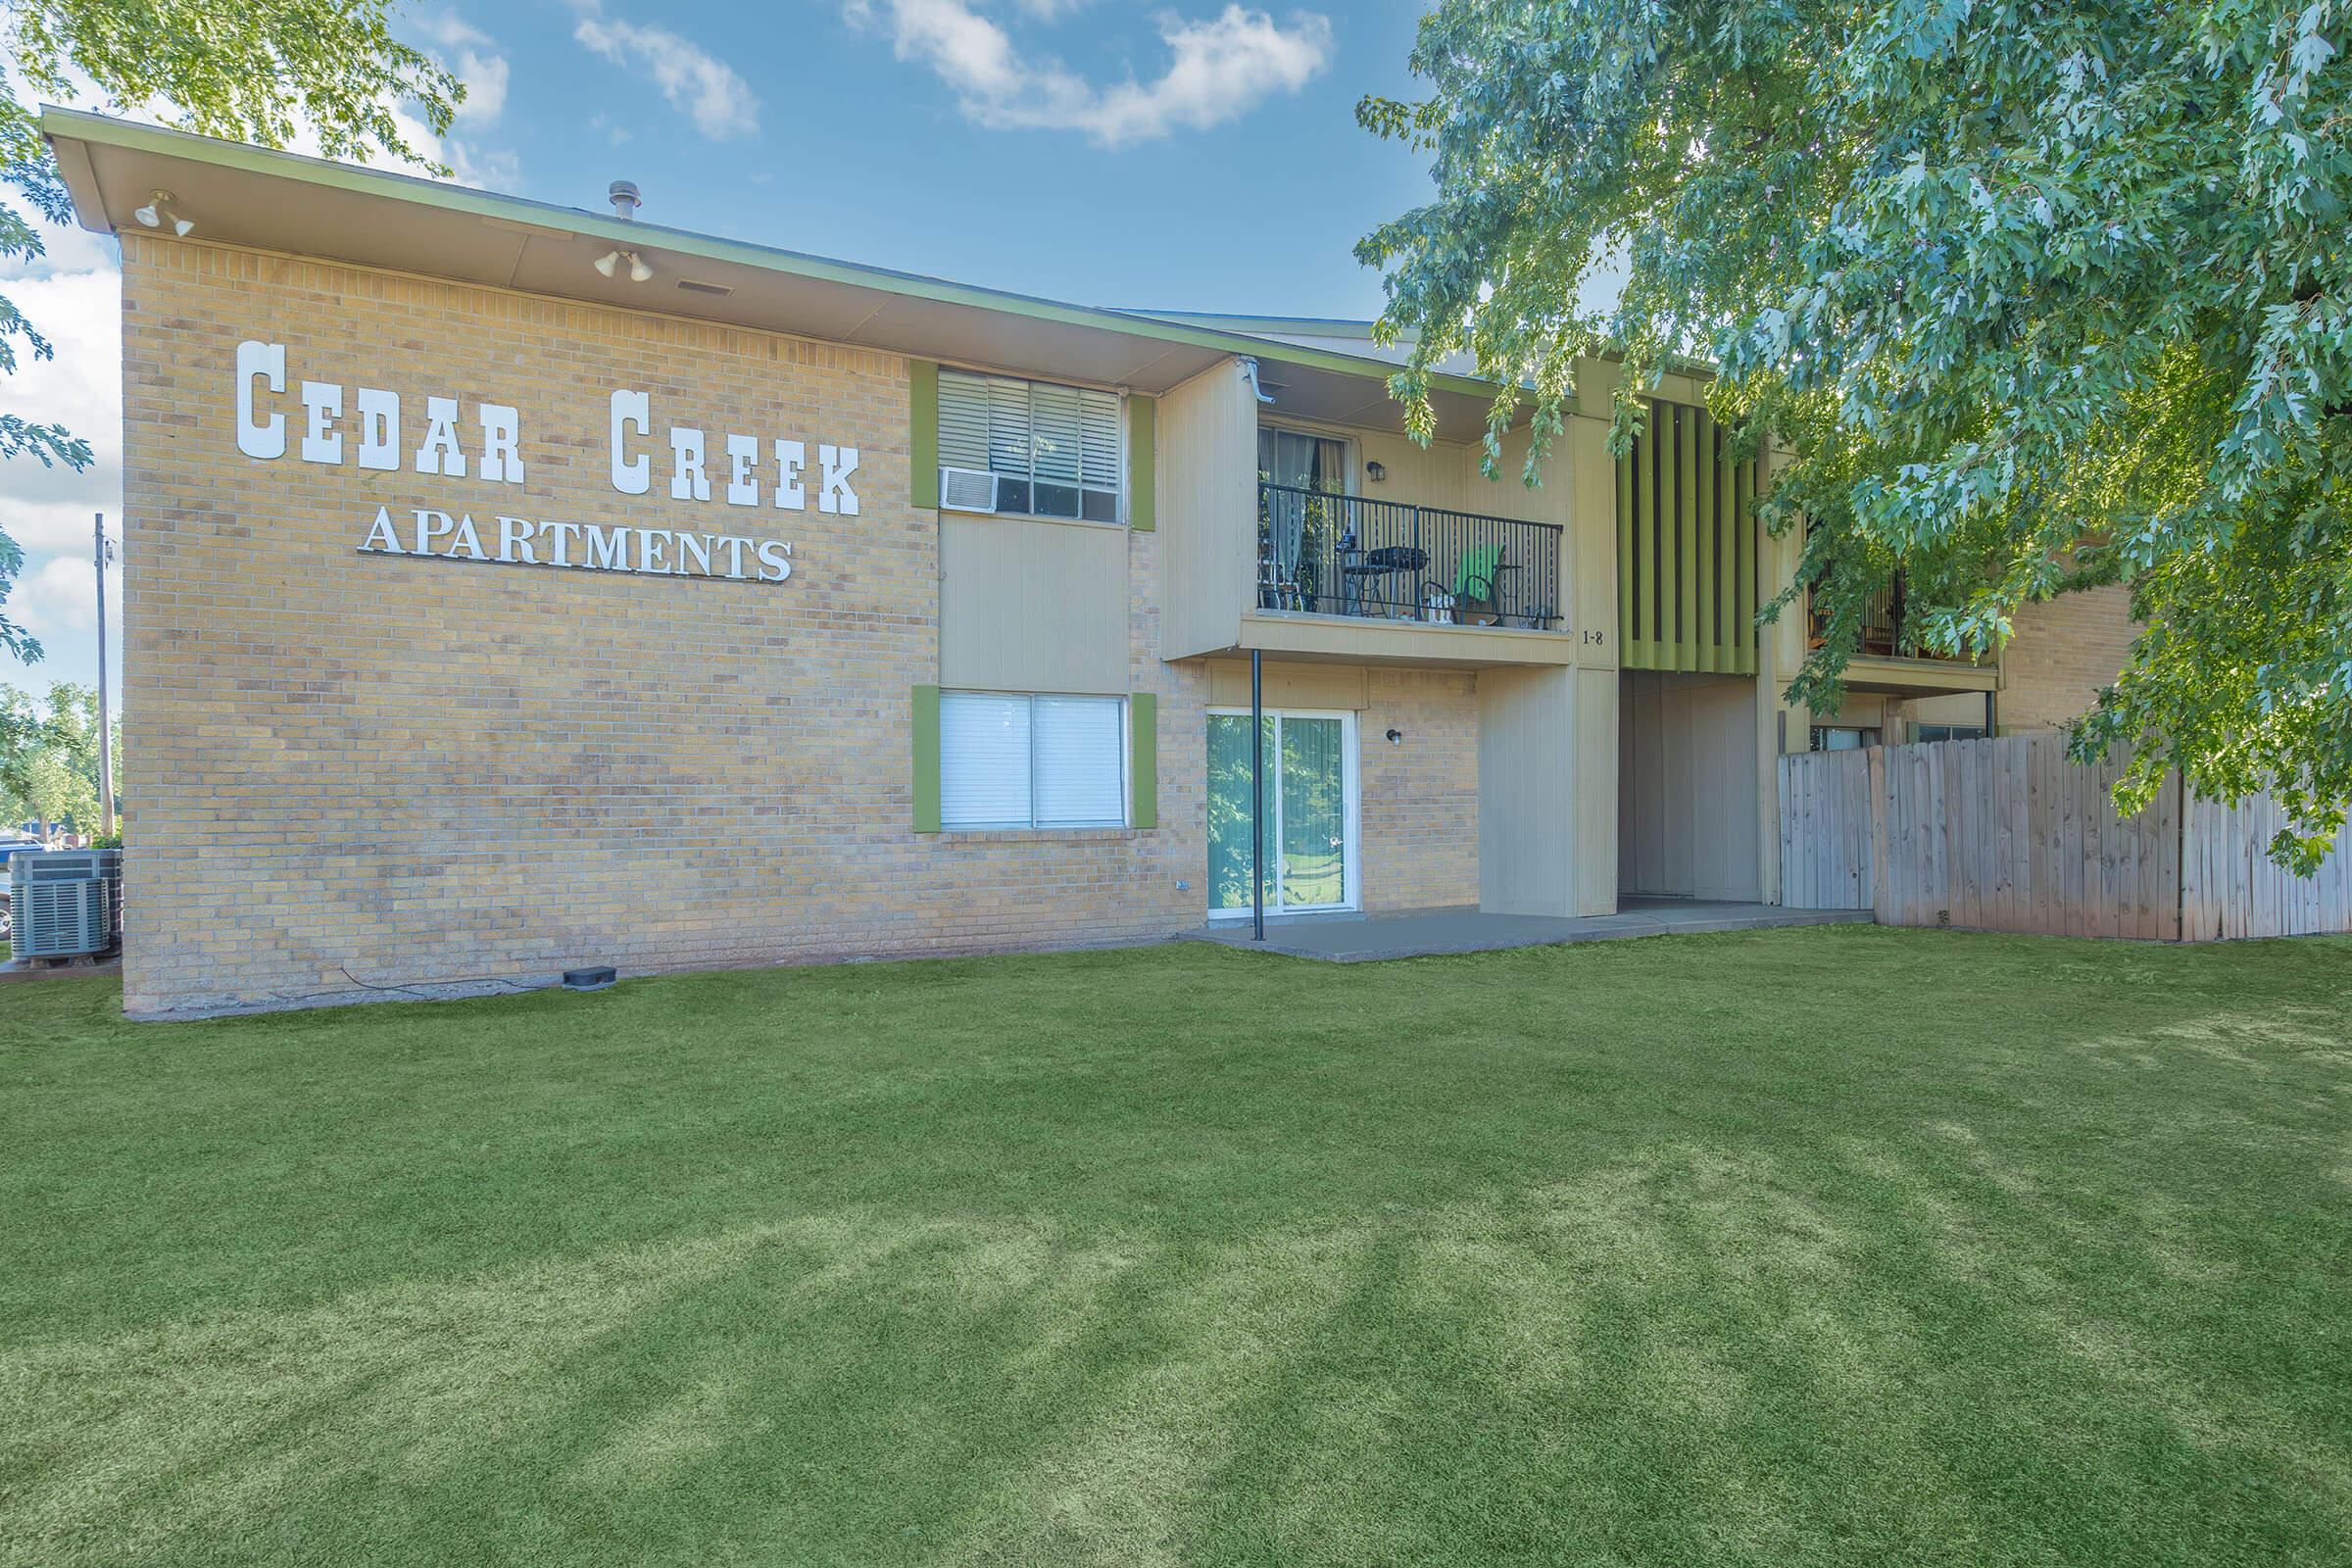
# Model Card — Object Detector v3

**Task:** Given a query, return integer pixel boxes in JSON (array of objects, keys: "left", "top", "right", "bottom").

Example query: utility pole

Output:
[{"left": 94, "top": 513, "right": 114, "bottom": 837}]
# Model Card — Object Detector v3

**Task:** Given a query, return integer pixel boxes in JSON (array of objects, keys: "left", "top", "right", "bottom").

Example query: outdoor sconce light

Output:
[
  {"left": 132, "top": 190, "right": 193, "bottom": 236},
  {"left": 594, "top": 249, "right": 655, "bottom": 283},
  {"left": 1365, "top": 461, "right": 1388, "bottom": 482},
  {"left": 1386, "top": 728, "right": 1403, "bottom": 745}
]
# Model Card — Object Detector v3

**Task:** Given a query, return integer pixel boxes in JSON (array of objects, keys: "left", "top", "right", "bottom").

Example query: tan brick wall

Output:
[
  {"left": 120, "top": 238, "right": 1216, "bottom": 1015},
  {"left": 1996, "top": 585, "right": 2137, "bottom": 734},
  {"left": 117, "top": 239, "right": 1502, "bottom": 1015}
]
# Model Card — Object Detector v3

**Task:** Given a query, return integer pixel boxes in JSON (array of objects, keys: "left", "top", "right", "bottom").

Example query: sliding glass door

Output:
[{"left": 1206, "top": 710, "right": 1357, "bottom": 916}]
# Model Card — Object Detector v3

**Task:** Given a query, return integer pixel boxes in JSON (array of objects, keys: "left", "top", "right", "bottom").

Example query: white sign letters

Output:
[
  {"left": 358, "top": 507, "right": 792, "bottom": 581},
  {"left": 230, "top": 340, "right": 858, "bottom": 584}
]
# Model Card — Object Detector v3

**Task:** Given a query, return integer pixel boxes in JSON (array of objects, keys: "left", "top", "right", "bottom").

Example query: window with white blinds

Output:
[
  {"left": 938, "top": 369, "right": 1123, "bottom": 523},
  {"left": 940, "top": 692, "right": 1127, "bottom": 829}
]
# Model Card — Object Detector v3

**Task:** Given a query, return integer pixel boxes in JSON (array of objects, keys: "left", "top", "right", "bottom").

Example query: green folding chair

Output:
[{"left": 1453, "top": 544, "right": 1504, "bottom": 624}]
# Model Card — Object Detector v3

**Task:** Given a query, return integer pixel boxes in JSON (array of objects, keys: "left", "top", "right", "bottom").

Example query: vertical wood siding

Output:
[{"left": 1618, "top": 398, "right": 1760, "bottom": 673}]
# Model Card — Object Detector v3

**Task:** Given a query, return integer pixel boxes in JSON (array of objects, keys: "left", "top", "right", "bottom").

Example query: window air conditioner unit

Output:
[
  {"left": 939, "top": 466, "right": 1002, "bottom": 514},
  {"left": 11, "top": 847, "right": 121, "bottom": 959}
]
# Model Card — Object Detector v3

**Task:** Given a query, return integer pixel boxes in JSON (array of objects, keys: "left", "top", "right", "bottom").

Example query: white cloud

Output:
[
  {"left": 445, "top": 141, "right": 520, "bottom": 190},
  {"left": 415, "top": 14, "right": 512, "bottom": 126},
  {"left": 12, "top": 551, "right": 116, "bottom": 642},
  {"left": 572, "top": 5, "right": 760, "bottom": 141},
  {"left": 847, "top": 1, "right": 1332, "bottom": 146},
  {"left": 0, "top": 219, "right": 115, "bottom": 282},
  {"left": 1, "top": 269, "right": 120, "bottom": 526},
  {"left": 0, "top": 258, "right": 121, "bottom": 688}
]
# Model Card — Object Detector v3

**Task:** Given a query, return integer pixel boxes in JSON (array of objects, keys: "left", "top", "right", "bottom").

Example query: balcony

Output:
[
  {"left": 1256, "top": 483, "right": 1562, "bottom": 631},
  {"left": 1809, "top": 572, "right": 1998, "bottom": 696},
  {"left": 1810, "top": 573, "right": 1966, "bottom": 661}
]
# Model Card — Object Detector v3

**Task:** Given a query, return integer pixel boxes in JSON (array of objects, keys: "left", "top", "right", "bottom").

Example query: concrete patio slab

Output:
[{"left": 1180, "top": 897, "right": 1870, "bottom": 962}]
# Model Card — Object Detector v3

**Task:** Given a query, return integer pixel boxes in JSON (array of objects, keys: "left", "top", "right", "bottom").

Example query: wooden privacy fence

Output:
[{"left": 1778, "top": 733, "right": 2352, "bottom": 941}]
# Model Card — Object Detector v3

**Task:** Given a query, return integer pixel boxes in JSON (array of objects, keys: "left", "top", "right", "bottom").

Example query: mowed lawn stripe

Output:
[{"left": 1, "top": 926, "right": 2347, "bottom": 1566}]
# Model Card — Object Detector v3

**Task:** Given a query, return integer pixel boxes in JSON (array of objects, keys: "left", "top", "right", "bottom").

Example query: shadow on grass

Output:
[{"left": 1, "top": 927, "right": 2348, "bottom": 1565}]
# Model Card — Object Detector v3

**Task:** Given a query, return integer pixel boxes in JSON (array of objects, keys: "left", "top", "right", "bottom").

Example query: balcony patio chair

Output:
[
  {"left": 1257, "top": 546, "right": 1302, "bottom": 612},
  {"left": 1453, "top": 544, "right": 1512, "bottom": 626}
]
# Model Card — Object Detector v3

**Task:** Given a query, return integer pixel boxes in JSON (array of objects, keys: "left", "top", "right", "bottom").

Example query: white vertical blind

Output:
[
  {"left": 1032, "top": 697, "right": 1127, "bottom": 827},
  {"left": 940, "top": 694, "right": 1032, "bottom": 828}
]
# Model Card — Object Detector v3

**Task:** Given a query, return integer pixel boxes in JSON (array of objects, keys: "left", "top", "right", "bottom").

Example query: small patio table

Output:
[{"left": 1341, "top": 545, "right": 1429, "bottom": 617}]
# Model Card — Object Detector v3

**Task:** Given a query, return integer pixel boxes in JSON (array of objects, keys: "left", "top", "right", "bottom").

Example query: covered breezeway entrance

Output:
[{"left": 1618, "top": 669, "right": 1763, "bottom": 904}]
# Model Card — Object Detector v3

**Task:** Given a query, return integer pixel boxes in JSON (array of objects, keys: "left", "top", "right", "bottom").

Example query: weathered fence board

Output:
[
  {"left": 2180, "top": 793, "right": 2352, "bottom": 941},
  {"left": 1778, "top": 749, "right": 1874, "bottom": 909},
  {"left": 1779, "top": 732, "right": 2350, "bottom": 941}
]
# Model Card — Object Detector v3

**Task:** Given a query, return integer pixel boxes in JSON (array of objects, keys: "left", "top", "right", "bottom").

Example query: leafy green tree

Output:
[
  {"left": 1359, "top": 0, "right": 2351, "bottom": 867},
  {"left": 0, "top": 680, "right": 115, "bottom": 831},
  {"left": 0, "top": 1, "right": 462, "bottom": 660}
]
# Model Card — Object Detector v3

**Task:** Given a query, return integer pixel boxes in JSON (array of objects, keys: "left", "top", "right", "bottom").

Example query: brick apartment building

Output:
[{"left": 44, "top": 109, "right": 2137, "bottom": 1017}]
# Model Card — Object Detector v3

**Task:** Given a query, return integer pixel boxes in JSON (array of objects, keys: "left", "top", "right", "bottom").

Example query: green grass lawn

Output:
[{"left": 3, "top": 928, "right": 2349, "bottom": 1567}]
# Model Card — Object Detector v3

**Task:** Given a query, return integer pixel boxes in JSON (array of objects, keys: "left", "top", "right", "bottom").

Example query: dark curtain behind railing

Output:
[{"left": 1256, "top": 482, "right": 1562, "bottom": 629}]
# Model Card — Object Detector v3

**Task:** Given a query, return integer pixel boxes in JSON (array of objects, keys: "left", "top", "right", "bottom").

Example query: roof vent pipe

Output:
[{"left": 608, "top": 180, "right": 642, "bottom": 220}]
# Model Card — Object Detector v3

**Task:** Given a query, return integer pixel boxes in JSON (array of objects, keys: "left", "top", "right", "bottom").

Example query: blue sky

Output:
[{"left": 1, "top": 0, "right": 1465, "bottom": 703}]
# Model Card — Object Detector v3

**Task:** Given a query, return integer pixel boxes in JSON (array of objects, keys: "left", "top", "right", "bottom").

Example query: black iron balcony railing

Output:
[
  {"left": 1256, "top": 482, "right": 1563, "bottom": 630},
  {"left": 1808, "top": 572, "right": 1966, "bottom": 662}
]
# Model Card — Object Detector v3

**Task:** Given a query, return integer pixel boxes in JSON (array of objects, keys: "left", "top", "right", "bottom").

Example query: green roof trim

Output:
[{"left": 39, "top": 107, "right": 1508, "bottom": 405}]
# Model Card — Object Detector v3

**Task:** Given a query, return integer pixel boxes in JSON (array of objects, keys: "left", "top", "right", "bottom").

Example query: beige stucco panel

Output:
[
  {"left": 940, "top": 515, "right": 1129, "bottom": 694},
  {"left": 1204, "top": 660, "right": 1369, "bottom": 710},
  {"left": 1156, "top": 358, "right": 1255, "bottom": 661}
]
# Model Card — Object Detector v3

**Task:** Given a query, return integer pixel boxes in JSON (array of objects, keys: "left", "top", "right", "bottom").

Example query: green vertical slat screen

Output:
[
  {"left": 1676, "top": 407, "right": 1698, "bottom": 671},
  {"left": 1128, "top": 692, "right": 1157, "bottom": 828},
  {"left": 1695, "top": 408, "right": 1719, "bottom": 672},
  {"left": 909, "top": 360, "right": 940, "bottom": 510},
  {"left": 1646, "top": 402, "right": 1665, "bottom": 667},
  {"left": 911, "top": 683, "right": 941, "bottom": 833},
  {"left": 1127, "top": 396, "right": 1156, "bottom": 531},
  {"left": 1615, "top": 397, "right": 1759, "bottom": 672},
  {"left": 1617, "top": 446, "right": 1637, "bottom": 667}
]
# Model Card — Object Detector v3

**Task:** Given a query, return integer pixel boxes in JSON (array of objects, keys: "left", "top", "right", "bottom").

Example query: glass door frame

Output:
[{"left": 1205, "top": 706, "right": 1362, "bottom": 918}]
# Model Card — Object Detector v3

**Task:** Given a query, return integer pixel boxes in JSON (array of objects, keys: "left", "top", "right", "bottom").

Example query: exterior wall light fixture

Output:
[
  {"left": 131, "top": 190, "right": 193, "bottom": 236},
  {"left": 595, "top": 250, "right": 655, "bottom": 283},
  {"left": 1365, "top": 461, "right": 1388, "bottom": 482}
]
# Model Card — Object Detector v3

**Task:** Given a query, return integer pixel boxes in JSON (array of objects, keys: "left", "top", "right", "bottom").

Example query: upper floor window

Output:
[
  {"left": 939, "top": 370, "right": 1122, "bottom": 523},
  {"left": 1258, "top": 427, "right": 1348, "bottom": 493}
]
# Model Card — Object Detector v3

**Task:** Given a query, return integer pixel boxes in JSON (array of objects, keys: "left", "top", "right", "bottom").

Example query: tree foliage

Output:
[
  {"left": 0, "top": 680, "right": 114, "bottom": 832},
  {"left": 1359, "top": 0, "right": 2352, "bottom": 868},
  {"left": 0, "top": 1, "right": 462, "bottom": 659}
]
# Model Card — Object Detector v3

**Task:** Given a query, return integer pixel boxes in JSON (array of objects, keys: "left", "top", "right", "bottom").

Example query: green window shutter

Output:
[
  {"left": 1128, "top": 692, "right": 1157, "bottom": 827},
  {"left": 1127, "top": 396, "right": 1156, "bottom": 531},
  {"left": 909, "top": 360, "right": 940, "bottom": 510},
  {"left": 911, "top": 684, "right": 942, "bottom": 833}
]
